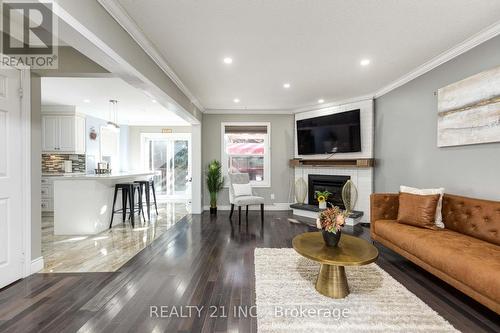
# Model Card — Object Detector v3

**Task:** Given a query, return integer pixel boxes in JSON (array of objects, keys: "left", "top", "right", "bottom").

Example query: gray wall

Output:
[
  {"left": 202, "top": 114, "right": 295, "bottom": 207},
  {"left": 374, "top": 35, "right": 500, "bottom": 200},
  {"left": 31, "top": 74, "right": 42, "bottom": 260}
]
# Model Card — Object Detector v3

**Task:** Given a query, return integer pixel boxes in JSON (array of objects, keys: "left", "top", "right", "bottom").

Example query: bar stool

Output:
[
  {"left": 134, "top": 179, "right": 159, "bottom": 221},
  {"left": 109, "top": 182, "right": 144, "bottom": 228}
]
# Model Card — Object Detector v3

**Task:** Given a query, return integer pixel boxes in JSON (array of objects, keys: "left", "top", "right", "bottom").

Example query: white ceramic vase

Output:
[
  {"left": 294, "top": 178, "right": 307, "bottom": 204},
  {"left": 319, "top": 201, "right": 327, "bottom": 209}
]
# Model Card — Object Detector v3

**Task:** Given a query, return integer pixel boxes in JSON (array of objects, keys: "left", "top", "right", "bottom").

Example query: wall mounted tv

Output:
[{"left": 296, "top": 109, "right": 361, "bottom": 155}]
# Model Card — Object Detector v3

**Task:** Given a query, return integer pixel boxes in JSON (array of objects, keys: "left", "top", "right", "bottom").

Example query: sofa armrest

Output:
[
  {"left": 370, "top": 193, "right": 399, "bottom": 239},
  {"left": 370, "top": 193, "right": 399, "bottom": 223}
]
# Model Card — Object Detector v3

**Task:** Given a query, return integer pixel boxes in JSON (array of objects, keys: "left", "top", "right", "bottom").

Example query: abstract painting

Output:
[{"left": 437, "top": 65, "right": 500, "bottom": 147}]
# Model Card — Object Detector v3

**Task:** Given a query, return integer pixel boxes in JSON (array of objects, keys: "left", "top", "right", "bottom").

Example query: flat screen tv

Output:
[{"left": 296, "top": 109, "right": 361, "bottom": 155}]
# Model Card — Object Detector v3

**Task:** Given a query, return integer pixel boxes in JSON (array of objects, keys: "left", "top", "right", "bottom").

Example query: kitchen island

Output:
[{"left": 52, "top": 171, "right": 155, "bottom": 235}]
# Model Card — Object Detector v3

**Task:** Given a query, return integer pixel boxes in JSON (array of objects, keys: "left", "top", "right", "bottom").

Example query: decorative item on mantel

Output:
[
  {"left": 316, "top": 206, "right": 346, "bottom": 247},
  {"left": 341, "top": 180, "right": 358, "bottom": 214},
  {"left": 314, "top": 190, "right": 331, "bottom": 209},
  {"left": 294, "top": 177, "right": 307, "bottom": 204}
]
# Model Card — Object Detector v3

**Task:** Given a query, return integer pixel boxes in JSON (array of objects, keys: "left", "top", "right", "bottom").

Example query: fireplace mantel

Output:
[
  {"left": 293, "top": 164, "right": 373, "bottom": 223},
  {"left": 289, "top": 158, "right": 374, "bottom": 168}
]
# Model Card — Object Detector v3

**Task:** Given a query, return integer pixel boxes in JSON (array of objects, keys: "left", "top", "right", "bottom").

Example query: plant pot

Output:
[
  {"left": 318, "top": 201, "right": 327, "bottom": 209},
  {"left": 210, "top": 207, "right": 217, "bottom": 215},
  {"left": 322, "top": 230, "right": 341, "bottom": 247}
]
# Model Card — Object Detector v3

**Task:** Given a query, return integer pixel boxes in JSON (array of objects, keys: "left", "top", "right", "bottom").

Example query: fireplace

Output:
[{"left": 308, "top": 174, "right": 350, "bottom": 209}]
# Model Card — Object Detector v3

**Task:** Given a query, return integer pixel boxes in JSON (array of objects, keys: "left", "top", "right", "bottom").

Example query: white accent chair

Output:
[{"left": 228, "top": 173, "right": 265, "bottom": 225}]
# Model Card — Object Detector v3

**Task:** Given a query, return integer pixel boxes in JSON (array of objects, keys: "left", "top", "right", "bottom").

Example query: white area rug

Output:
[{"left": 255, "top": 248, "right": 458, "bottom": 333}]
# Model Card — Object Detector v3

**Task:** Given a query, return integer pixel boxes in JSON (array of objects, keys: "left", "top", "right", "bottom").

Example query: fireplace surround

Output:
[{"left": 308, "top": 174, "right": 350, "bottom": 208}]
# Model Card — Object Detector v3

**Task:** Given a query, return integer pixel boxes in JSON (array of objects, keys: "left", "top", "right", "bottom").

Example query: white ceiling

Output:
[
  {"left": 41, "top": 77, "right": 190, "bottom": 126},
  {"left": 114, "top": 0, "right": 500, "bottom": 111}
]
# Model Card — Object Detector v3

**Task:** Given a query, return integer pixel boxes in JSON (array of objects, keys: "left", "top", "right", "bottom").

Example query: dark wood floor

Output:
[{"left": 0, "top": 211, "right": 498, "bottom": 333}]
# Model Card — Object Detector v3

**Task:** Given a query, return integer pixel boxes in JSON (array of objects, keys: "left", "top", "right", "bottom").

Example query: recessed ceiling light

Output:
[
  {"left": 283, "top": 83, "right": 291, "bottom": 89},
  {"left": 152, "top": 99, "right": 157, "bottom": 103},
  {"left": 233, "top": 98, "right": 240, "bottom": 103},
  {"left": 360, "top": 59, "right": 371, "bottom": 66},
  {"left": 223, "top": 57, "right": 233, "bottom": 64},
  {"left": 83, "top": 99, "right": 91, "bottom": 103},
  {"left": 318, "top": 99, "right": 324, "bottom": 103}
]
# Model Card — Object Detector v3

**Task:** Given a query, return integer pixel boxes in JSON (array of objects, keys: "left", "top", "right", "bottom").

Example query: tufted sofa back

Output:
[{"left": 442, "top": 194, "right": 500, "bottom": 246}]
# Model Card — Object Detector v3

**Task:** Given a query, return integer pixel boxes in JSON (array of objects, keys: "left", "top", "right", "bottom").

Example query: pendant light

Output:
[{"left": 107, "top": 99, "right": 120, "bottom": 128}]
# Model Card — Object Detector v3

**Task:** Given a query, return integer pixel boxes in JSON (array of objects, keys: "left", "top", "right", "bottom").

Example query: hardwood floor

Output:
[{"left": 0, "top": 211, "right": 498, "bottom": 332}]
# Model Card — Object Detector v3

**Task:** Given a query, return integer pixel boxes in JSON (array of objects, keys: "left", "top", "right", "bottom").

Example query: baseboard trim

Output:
[
  {"left": 30, "top": 257, "right": 44, "bottom": 274},
  {"left": 203, "top": 203, "right": 292, "bottom": 211}
]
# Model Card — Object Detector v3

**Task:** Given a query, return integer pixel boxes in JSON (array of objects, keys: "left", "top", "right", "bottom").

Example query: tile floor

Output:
[{"left": 41, "top": 201, "right": 189, "bottom": 273}]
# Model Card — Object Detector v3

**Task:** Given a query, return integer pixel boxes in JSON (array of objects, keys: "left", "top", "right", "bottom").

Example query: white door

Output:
[
  {"left": 42, "top": 115, "right": 58, "bottom": 151},
  {"left": 0, "top": 67, "right": 24, "bottom": 288},
  {"left": 58, "top": 116, "right": 75, "bottom": 151},
  {"left": 142, "top": 133, "right": 192, "bottom": 200}
]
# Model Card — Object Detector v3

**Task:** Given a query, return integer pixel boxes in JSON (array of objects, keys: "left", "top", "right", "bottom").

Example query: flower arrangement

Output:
[
  {"left": 315, "top": 190, "right": 331, "bottom": 209},
  {"left": 314, "top": 190, "right": 331, "bottom": 204},
  {"left": 316, "top": 206, "right": 347, "bottom": 234}
]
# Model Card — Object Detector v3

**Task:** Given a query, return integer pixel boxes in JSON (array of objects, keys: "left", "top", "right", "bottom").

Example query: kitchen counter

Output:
[
  {"left": 48, "top": 171, "right": 155, "bottom": 180},
  {"left": 52, "top": 171, "right": 155, "bottom": 235}
]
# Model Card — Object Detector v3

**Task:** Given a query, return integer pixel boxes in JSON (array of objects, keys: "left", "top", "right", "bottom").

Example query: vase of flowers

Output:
[
  {"left": 315, "top": 190, "right": 331, "bottom": 209},
  {"left": 316, "top": 206, "right": 346, "bottom": 247}
]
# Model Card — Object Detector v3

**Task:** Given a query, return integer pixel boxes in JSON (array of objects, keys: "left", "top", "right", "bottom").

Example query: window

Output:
[
  {"left": 100, "top": 126, "right": 120, "bottom": 169},
  {"left": 221, "top": 122, "right": 270, "bottom": 187}
]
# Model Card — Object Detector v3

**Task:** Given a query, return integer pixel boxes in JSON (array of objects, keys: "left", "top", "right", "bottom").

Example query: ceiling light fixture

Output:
[
  {"left": 223, "top": 57, "right": 233, "bottom": 64},
  {"left": 318, "top": 99, "right": 324, "bottom": 103},
  {"left": 233, "top": 98, "right": 240, "bottom": 103},
  {"left": 360, "top": 59, "right": 371, "bottom": 66},
  {"left": 83, "top": 99, "right": 91, "bottom": 103},
  {"left": 283, "top": 83, "right": 291, "bottom": 89},
  {"left": 152, "top": 99, "right": 157, "bottom": 103},
  {"left": 107, "top": 99, "right": 120, "bottom": 129}
]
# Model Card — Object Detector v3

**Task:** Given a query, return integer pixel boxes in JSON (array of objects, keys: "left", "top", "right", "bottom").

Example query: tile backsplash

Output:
[{"left": 42, "top": 154, "right": 86, "bottom": 173}]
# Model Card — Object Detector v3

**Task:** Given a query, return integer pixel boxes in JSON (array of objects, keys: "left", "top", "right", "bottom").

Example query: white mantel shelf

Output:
[{"left": 290, "top": 159, "right": 374, "bottom": 168}]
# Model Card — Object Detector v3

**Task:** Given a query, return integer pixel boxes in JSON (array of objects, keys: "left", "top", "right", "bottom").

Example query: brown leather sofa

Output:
[{"left": 371, "top": 193, "right": 500, "bottom": 314}]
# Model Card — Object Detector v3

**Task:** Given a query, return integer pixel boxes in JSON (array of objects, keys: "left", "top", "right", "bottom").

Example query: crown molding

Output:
[
  {"left": 374, "top": 19, "right": 500, "bottom": 98},
  {"left": 97, "top": 0, "right": 205, "bottom": 112},
  {"left": 204, "top": 108, "right": 293, "bottom": 115}
]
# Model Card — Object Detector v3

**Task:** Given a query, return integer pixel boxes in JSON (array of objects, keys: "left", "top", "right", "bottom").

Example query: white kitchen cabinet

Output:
[
  {"left": 42, "top": 116, "right": 58, "bottom": 152},
  {"left": 42, "top": 110, "right": 86, "bottom": 154}
]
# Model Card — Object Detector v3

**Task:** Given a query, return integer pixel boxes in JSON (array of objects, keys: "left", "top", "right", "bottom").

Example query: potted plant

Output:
[
  {"left": 316, "top": 206, "right": 346, "bottom": 247},
  {"left": 314, "top": 190, "right": 331, "bottom": 209},
  {"left": 206, "top": 160, "right": 224, "bottom": 215}
]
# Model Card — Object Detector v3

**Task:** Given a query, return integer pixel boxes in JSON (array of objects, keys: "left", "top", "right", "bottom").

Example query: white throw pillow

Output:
[
  {"left": 232, "top": 183, "right": 253, "bottom": 197},
  {"left": 400, "top": 186, "right": 445, "bottom": 228}
]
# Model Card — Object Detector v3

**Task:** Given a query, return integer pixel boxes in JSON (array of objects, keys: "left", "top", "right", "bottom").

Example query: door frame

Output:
[
  {"left": 20, "top": 68, "right": 32, "bottom": 277},
  {"left": 140, "top": 132, "right": 192, "bottom": 199},
  {"left": 4, "top": 67, "right": 32, "bottom": 280}
]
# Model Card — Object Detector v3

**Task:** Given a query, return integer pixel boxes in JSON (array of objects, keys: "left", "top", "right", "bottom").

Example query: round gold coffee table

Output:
[{"left": 292, "top": 232, "right": 378, "bottom": 299}]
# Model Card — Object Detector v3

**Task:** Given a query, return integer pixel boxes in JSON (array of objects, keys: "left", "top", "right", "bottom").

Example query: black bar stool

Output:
[
  {"left": 134, "top": 179, "right": 159, "bottom": 221},
  {"left": 109, "top": 182, "right": 144, "bottom": 228}
]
